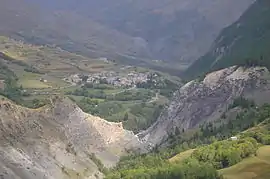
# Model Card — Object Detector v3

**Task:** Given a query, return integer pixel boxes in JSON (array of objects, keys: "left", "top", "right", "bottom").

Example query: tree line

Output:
[{"left": 66, "top": 87, "right": 154, "bottom": 101}]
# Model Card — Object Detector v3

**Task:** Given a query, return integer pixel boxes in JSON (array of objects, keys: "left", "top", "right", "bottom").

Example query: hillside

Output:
[
  {"left": 0, "top": 96, "right": 143, "bottom": 179},
  {"left": 105, "top": 99, "right": 270, "bottom": 179},
  {"left": 0, "top": 0, "right": 254, "bottom": 72},
  {"left": 0, "top": 0, "right": 150, "bottom": 63},
  {"left": 185, "top": 0, "right": 270, "bottom": 79},
  {"left": 220, "top": 146, "right": 270, "bottom": 179},
  {"left": 168, "top": 120, "right": 270, "bottom": 179},
  {"left": 172, "top": 117, "right": 270, "bottom": 179},
  {"left": 139, "top": 66, "right": 270, "bottom": 148},
  {"left": 0, "top": 36, "right": 181, "bottom": 133}
]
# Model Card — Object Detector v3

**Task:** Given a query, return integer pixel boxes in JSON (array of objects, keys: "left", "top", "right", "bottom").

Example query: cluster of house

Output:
[{"left": 65, "top": 71, "right": 151, "bottom": 87}]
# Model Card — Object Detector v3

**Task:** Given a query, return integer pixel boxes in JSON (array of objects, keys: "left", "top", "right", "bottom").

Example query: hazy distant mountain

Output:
[
  {"left": 0, "top": 0, "right": 150, "bottom": 60},
  {"left": 0, "top": 0, "right": 255, "bottom": 68}
]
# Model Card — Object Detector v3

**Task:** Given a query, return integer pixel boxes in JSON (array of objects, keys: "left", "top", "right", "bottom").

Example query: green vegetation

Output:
[
  {"left": 126, "top": 102, "right": 164, "bottom": 132},
  {"left": 67, "top": 88, "right": 107, "bottom": 99},
  {"left": 0, "top": 36, "right": 182, "bottom": 134},
  {"left": 192, "top": 137, "right": 258, "bottom": 169},
  {"left": 185, "top": 0, "right": 270, "bottom": 79},
  {"left": 67, "top": 87, "right": 154, "bottom": 102},
  {"left": 87, "top": 153, "right": 108, "bottom": 174},
  {"left": 0, "top": 75, "right": 48, "bottom": 108},
  {"left": 169, "top": 149, "right": 195, "bottom": 163},
  {"left": 23, "top": 66, "right": 44, "bottom": 74},
  {"left": 105, "top": 136, "right": 265, "bottom": 179},
  {"left": 166, "top": 103, "right": 270, "bottom": 158},
  {"left": 229, "top": 96, "right": 255, "bottom": 109},
  {"left": 136, "top": 73, "right": 179, "bottom": 98},
  {"left": 220, "top": 145, "right": 270, "bottom": 179},
  {"left": 22, "top": 98, "right": 49, "bottom": 109},
  {"left": 0, "top": 78, "right": 22, "bottom": 103},
  {"left": 106, "top": 157, "right": 220, "bottom": 179},
  {"left": 0, "top": 60, "right": 17, "bottom": 80},
  {"left": 71, "top": 96, "right": 166, "bottom": 133},
  {"left": 65, "top": 74, "right": 178, "bottom": 132},
  {"left": 0, "top": 52, "right": 43, "bottom": 74},
  {"left": 84, "top": 83, "right": 115, "bottom": 90},
  {"left": 105, "top": 103, "right": 270, "bottom": 179},
  {"left": 243, "top": 118, "right": 270, "bottom": 145},
  {"left": 0, "top": 57, "right": 49, "bottom": 107}
]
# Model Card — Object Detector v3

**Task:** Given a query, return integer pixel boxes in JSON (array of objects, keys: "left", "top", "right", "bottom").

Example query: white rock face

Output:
[
  {"left": 0, "top": 97, "right": 142, "bottom": 179},
  {"left": 138, "top": 66, "right": 270, "bottom": 147}
]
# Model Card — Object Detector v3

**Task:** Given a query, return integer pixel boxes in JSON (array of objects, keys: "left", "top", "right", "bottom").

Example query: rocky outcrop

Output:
[
  {"left": 0, "top": 97, "right": 142, "bottom": 179},
  {"left": 139, "top": 66, "right": 270, "bottom": 147}
]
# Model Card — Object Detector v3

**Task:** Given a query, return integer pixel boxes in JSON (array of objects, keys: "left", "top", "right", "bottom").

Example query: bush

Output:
[
  {"left": 244, "top": 131, "right": 270, "bottom": 145},
  {"left": 24, "top": 66, "right": 44, "bottom": 74},
  {"left": 192, "top": 137, "right": 258, "bottom": 169},
  {"left": 106, "top": 158, "right": 220, "bottom": 179},
  {"left": 229, "top": 97, "right": 255, "bottom": 109},
  {"left": 88, "top": 153, "right": 108, "bottom": 174}
]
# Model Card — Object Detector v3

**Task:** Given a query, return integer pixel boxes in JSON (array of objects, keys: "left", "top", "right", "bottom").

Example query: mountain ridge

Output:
[
  {"left": 139, "top": 66, "right": 270, "bottom": 147},
  {"left": 185, "top": 0, "right": 270, "bottom": 79},
  {"left": 0, "top": 0, "right": 254, "bottom": 70}
]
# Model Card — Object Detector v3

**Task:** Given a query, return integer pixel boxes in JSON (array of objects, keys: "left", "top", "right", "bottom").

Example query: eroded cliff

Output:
[
  {"left": 139, "top": 66, "right": 270, "bottom": 147},
  {"left": 0, "top": 97, "right": 142, "bottom": 179}
]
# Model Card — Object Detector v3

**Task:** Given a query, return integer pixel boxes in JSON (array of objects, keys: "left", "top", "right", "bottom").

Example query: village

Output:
[{"left": 64, "top": 71, "right": 158, "bottom": 87}]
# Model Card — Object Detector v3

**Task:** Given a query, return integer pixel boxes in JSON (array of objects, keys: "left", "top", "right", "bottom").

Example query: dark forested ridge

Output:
[{"left": 185, "top": 0, "right": 270, "bottom": 79}]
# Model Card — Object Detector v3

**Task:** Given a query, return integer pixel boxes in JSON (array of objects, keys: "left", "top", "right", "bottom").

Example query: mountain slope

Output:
[
  {"left": 105, "top": 100, "right": 270, "bottom": 179},
  {"left": 0, "top": 97, "right": 142, "bottom": 179},
  {"left": 0, "top": 0, "right": 150, "bottom": 62},
  {"left": 1, "top": 0, "right": 254, "bottom": 68},
  {"left": 185, "top": 0, "right": 270, "bottom": 79},
  {"left": 219, "top": 145, "right": 270, "bottom": 179},
  {"left": 139, "top": 66, "right": 270, "bottom": 147}
]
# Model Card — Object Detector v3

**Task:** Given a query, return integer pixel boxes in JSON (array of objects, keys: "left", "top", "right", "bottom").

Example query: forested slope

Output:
[
  {"left": 105, "top": 100, "right": 270, "bottom": 179},
  {"left": 185, "top": 0, "right": 270, "bottom": 79}
]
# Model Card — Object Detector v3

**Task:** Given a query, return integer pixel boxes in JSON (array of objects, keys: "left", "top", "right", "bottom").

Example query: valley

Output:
[
  {"left": 0, "top": 36, "right": 180, "bottom": 133},
  {"left": 0, "top": 0, "right": 255, "bottom": 74},
  {"left": 0, "top": 0, "right": 270, "bottom": 179}
]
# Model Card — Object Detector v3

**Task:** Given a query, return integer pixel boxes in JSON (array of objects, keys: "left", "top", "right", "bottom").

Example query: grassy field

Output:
[
  {"left": 67, "top": 95, "right": 105, "bottom": 103},
  {"left": 168, "top": 144, "right": 270, "bottom": 179},
  {"left": 0, "top": 36, "right": 118, "bottom": 79},
  {"left": 219, "top": 146, "right": 270, "bottom": 179},
  {"left": 19, "top": 79, "right": 51, "bottom": 89},
  {"left": 16, "top": 71, "right": 71, "bottom": 89},
  {"left": 0, "top": 36, "right": 158, "bottom": 77},
  {"left": 169, "top": 149, "right": 195, "bottom": 163}
]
